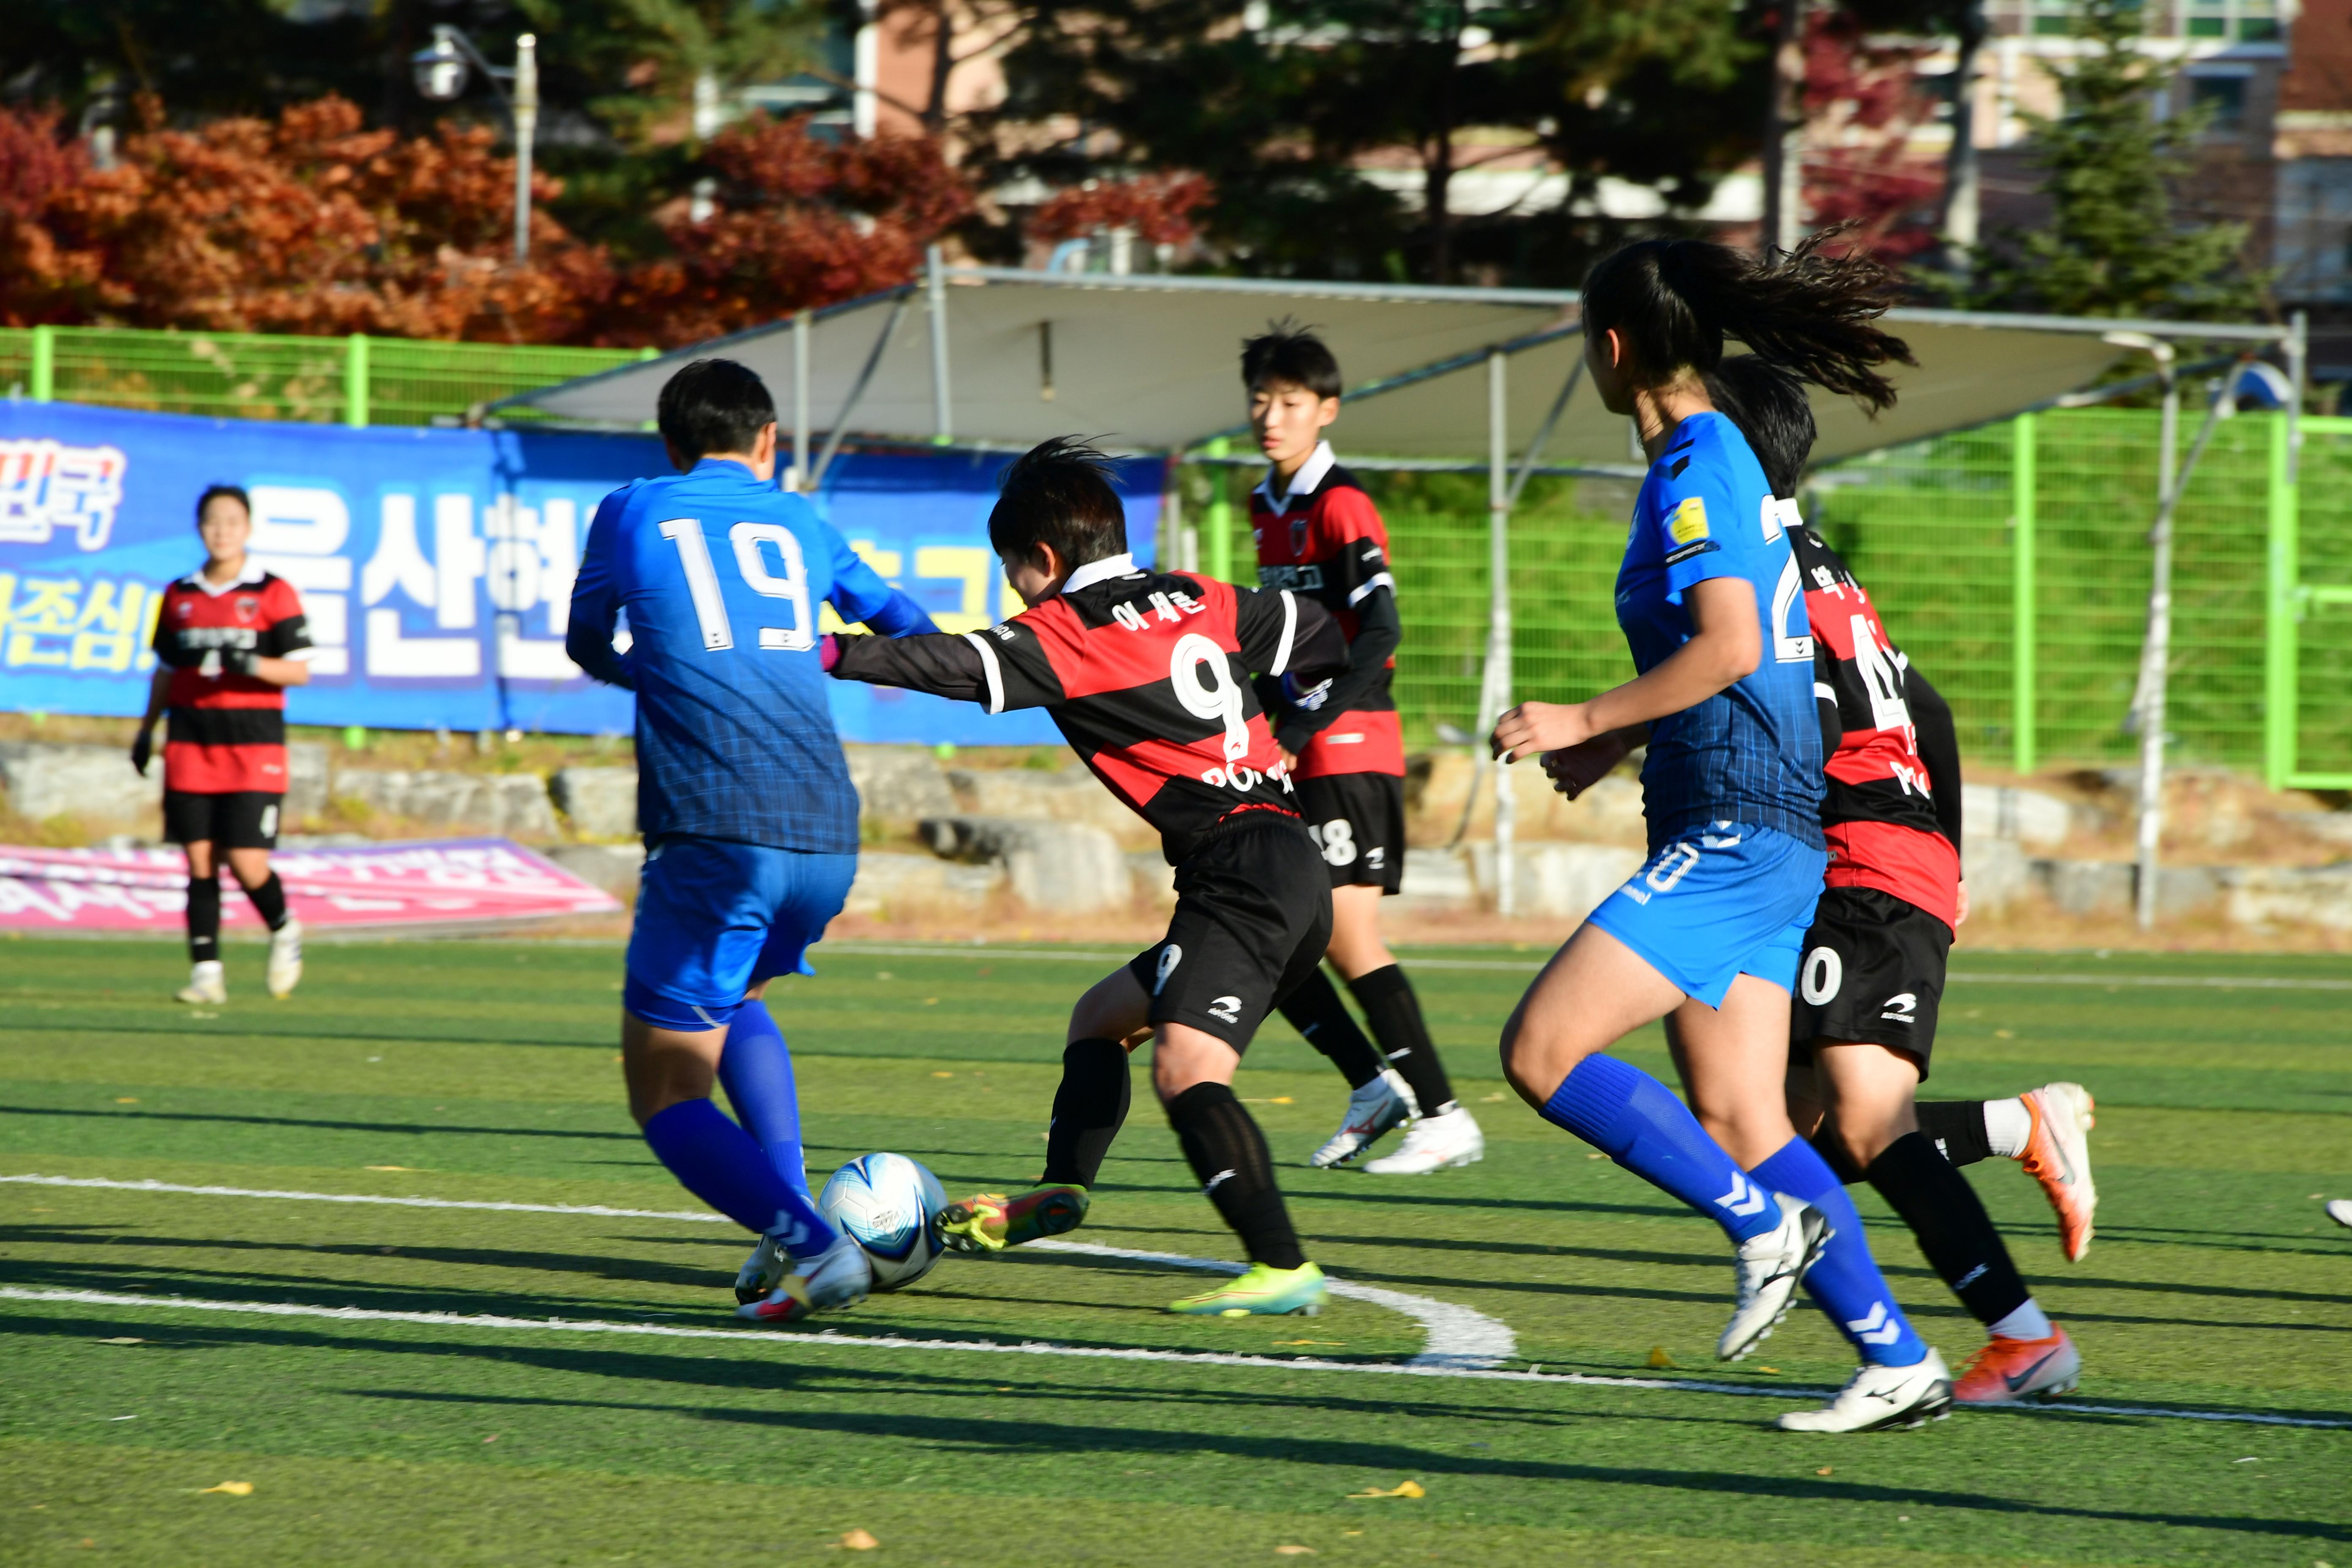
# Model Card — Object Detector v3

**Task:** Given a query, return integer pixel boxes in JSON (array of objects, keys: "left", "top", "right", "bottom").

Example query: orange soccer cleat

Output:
[
  {"left": 2018, "top": 1082, "right": 2098, "bottom": 1263},
  {"left": 1952, "top": 1327, "right": 2081, "bottom": 1405}
]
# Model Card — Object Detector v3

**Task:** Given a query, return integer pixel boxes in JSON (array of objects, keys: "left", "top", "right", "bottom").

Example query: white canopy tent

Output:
[{"left": 498, "top": 262, "right": 2300, "bottom": 916}]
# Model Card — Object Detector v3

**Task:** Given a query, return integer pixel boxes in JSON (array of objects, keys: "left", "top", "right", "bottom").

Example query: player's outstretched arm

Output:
[
  {"left": 565, "top": 495, "right": 636, "bottom": 689},
  {"left": 826, "top": 621, "right": 1066, "bottom": 716},
  {"left": 822, "top": 526, "right": 942, "bottom": 638},
  {"left": 1270, "top": 584, "right": 1398, "bottom": 757}
]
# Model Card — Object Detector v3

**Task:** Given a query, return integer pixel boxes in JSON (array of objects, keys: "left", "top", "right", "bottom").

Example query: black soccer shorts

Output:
[
  {"left": 1293, "top": 770, "right": 1405, "bottom": 895},
  {"left": 163, "top": 790, "right": 284, "bottom": 851},
  {"left": 1788, "top": 885, "right": 1953, "bottom": 1078},
  {"left": 1126, "top": 810, "right": 1334, "bottom": 1050}
]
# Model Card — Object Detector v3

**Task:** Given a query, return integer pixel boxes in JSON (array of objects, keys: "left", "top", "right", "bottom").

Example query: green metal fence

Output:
[
  {"left": 1196, "top": 408, "right": 2318, "bottom": 775},
  {"left": 0, "top": 325, "right": 646, "bottom": 427}
]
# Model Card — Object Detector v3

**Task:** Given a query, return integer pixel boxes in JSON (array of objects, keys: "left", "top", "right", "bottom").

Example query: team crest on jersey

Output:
[
  {"left": 1290, "top": 516, "right": 1309, "bottom": 556},
  {"left": 235, "top": 595, "right": 260, "bottom": 621},
  {"left": 1669, "top": 496, "right": 1710, "bottom": 544}
]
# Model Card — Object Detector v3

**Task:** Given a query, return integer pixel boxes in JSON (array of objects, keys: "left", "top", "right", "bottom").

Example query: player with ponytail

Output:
[{"left": 1490, "top": 234, "right": 1953, "bottom": 1433}]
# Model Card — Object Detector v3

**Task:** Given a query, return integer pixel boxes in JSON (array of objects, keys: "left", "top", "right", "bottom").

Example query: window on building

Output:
[
  {"left": 2188, "top": 74, "right": 2249, "bottom": 130},
  {"left": 2183, "top": 0, "right": 2279, "bottom": 40}
]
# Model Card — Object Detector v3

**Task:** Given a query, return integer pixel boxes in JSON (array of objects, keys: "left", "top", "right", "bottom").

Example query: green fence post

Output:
[
  {"left": 2011, "top": 412, "right": 2037, "bottom": 776},
  {"left": 1204, "top": 436, "right": 1233, "bottom": 582},
  {"left": 29, "top": 324, "right": 53, "bottom": 402},
  {"left": 2265, "top": 410, "right": 2298, "bottom": 789},
  {"left": 344, "top": 332, "right": 370, "bottom": 428}
]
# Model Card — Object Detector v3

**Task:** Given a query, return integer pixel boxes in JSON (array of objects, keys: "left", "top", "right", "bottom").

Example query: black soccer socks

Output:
[
  {"left": 1278, "top": 968, "right": 1383, "bottom": 1090},
  {"left": 1865, "top": 1130, "right": 2032, "bottom": 1329},
  {"left": 1915, "top": 1100, "right": 1997, "bottom": 1167},
  {"left": 1040, "top": 1037, "right": 1131, "bottom": 1189},
  {"left": 242, "top": 870, "right": 290, "bottom": 932},
  {"left": 185, "top": 874, "right": 223, "bottom": 964},
  {"left": 1165, "top": 1081, "right": 1306, "bottom": 1271},
  {"left": 1348, "top": 964, "right": 1455, "bottom": 1114}
]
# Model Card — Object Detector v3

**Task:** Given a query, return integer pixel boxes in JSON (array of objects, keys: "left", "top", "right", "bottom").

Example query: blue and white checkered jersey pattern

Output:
[
  {"left": 567, "top": 459, "right": 910, "bottom": 853},
  {"left": 1613, "top": 411, "right": 1826, "bottom": 852}
]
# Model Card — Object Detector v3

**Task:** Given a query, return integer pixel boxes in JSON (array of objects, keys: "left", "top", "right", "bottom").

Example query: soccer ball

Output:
[{"left": 817, "top": 1152, "right": 948, "bottom": 1292}]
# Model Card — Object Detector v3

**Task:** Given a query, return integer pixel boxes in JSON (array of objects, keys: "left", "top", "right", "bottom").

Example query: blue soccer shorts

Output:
[
  {"left": 1584, "top": 822, "right": 1829, "bottom": 1009},
  {"left": 623, "top": 836, "right": 858, "bottom": 1031}
]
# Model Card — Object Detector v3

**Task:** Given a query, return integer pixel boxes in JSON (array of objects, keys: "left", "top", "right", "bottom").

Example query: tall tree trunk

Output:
[
  {"left": 1940, "top": 0, "right": 1987, "bottom": 274},
  {"left": 925, "top": 0, "right": 954, "bottom": 133},
  {"left": 1759, "top": 0, "right": 1806, "bottom": 254},
  {"left": 1424, "top": 5, "right": 1462, "bottom": 283}
]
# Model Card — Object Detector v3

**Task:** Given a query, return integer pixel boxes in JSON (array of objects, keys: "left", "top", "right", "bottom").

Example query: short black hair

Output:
[
  {"left": 1703, "top": 356, "right": 1817, "bottom": 499},
  {"left": 988, "top": 437, "right": 1128, "bottom": 568},
  {"left": 1241, "top": 320, "right": 1343, "bottom": 399},
  {"left": 195, "top": 484, "right": 250, "bottom": 523},
  {"left": 656, "top": 358, "right": 777, "bottom": 461}
]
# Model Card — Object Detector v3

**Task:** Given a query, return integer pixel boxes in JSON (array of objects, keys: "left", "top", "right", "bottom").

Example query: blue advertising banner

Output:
[{"left": 0, "top": 402, "right": 1162, "bottom": 746}]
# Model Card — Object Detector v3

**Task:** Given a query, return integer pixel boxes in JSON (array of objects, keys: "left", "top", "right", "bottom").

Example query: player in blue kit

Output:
[
  {"left": 566, "top": 358, "right": 940, "bottom": 1325},
  {"left": 1491, "top": 235, "right": 1952, "bottom": 1432}
]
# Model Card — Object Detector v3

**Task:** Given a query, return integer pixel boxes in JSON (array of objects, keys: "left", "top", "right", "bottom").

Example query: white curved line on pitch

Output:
[
  {"left": 0, "top": 1173, "right": 1512, "bottom": 1369},
  {"left": 1, "top": 1287, "right": 2338, "bottom": 1431},
  {"left": 1029, "top": 1239, "right": 1516, "bottom": 1370}
]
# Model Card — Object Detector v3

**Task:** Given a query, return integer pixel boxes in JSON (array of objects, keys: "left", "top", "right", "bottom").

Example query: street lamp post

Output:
[{"left": 411, "top": 26, "right": 539, "bottom": 261}]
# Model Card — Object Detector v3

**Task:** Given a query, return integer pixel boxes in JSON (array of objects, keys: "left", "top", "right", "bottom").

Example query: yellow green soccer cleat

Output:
[
  {"left": 937, "top": 1184, "right": 1089, "bottom": 1254},
  {"left": 1166, "top": 1261, "right": 1327, "bottom": 1316}
]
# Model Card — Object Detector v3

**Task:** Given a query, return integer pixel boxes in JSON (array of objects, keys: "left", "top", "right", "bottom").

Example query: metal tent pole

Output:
[
  {"left": 927, "top": 245, "right": 953, "bottom": 444},
  {"left": 512, "top": 35, "right": 538, "bottom": 261},
  {"left": 1479, "top": 348, "right": 1515, "bottom": 917}
]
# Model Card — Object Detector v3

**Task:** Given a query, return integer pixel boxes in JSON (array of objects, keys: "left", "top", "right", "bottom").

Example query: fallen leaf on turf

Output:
[
  {"left": 922, "top": 997, "right": 939, "bottom": 1006},
  {"left": 933, "top": 1071, "right": 954, "bottom": 1078},
  {"left": 114, "top": 1097, "right": 138, "bottom": 1104},
  {"left": 364, "top": 1166, "right": 414, "bottom": 1172},
  {"left": 1816, "top": 1467, "right": 1832, "bottom": 1477},
  {"left": 1342, "top": 1530, "right": 1362, "bottom": 1537},
  {"left": 1273, "top": 1340, "right": 1345, "bottom": 1346},
  {"left": 1646, "top": 1346, "right": 1677, "bottom": 1369},
  {"left": 1269, "top": 1096, "right": 1293, "bottom": 1104},
  {"left": 1586, "top": 1152, "right": 1605, "bottom": 1160},
  {"left": 1347, "top": 1481, "right": 1424, "bottom": 1499},
  {"left": 1995, "top": 1029, "right": 2014, "bottom": 1039},
  {"left": 95, "top": 1338, "right": 142, "bottom": 1345},
  {"left": 200, "top": 1482, "right": 253, "bottom": 1496},
  {"left": 1480, "top": 1092, "right": 1506, "bottom": 1102},
  {"left": 839, "top": 1528, "right": 880, "bottom": 1550},
  {"left": 482, "top": 1434, "right": 498, "bottom": 1444},
  {"left": 2311, "top": 1194, "right": 2326, "bottom": 1201},
  {"left": 1275, "top": 1548, "right": 1315, "bottom": 1556},
  {"left": 1756, "top": 1367, "right": 1780, "bottom": 1375}
]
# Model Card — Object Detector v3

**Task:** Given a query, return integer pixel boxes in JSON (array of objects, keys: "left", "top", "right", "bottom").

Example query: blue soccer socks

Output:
[
  {"left": 642, "top": 1097, "right": 836, "bottom": 1258},
  {"left": 1539, "top": 1054, "right": 1783, "bottom": 1247},
  {"left": 1751, "top": 1137, "right": 1929, "bottom": 1368},
  {"left": 717, "top": 999, "right": 811, "bottom": 1200}
]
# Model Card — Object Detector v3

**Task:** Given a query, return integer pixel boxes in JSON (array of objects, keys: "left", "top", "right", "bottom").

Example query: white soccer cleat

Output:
[
  {"left": 2018, "top": 1081, "right": 2097, "bottom": 1262},
  {"left": 175, "top": 960, "right": 227, "bottom": 1006},
  {"left": 1778, "top": 1349, "right": 1953, "bottom": 1433},
  {"left": 1720, "top": 1194, "right": 1831, "bottom": 1362},
  {"left": 735, "top": 1230, "right": 790, "bottom": 1305},
  {"left": 736, "top": 1231, "right": 871, "bottom": 1324},
  {"left": 2327, "top": 1198, "right": 2352, "bottom": 1231},
  {"left": 266, "top": 917, "right": 305, "bottom": 999},
  {"left": 1309, "top": 1069, "right": 1417, "bottom": 1168},
  {"left": 1362, "top": 1104, "right": 1486, "bottom": 1175}
]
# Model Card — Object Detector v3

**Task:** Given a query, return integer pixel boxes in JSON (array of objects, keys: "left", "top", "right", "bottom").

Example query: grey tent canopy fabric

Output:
[{"left": 498, "top": 266, "right": 2289, "bottom": 466}]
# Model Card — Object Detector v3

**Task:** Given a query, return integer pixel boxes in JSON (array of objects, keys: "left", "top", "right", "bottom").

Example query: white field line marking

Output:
[
  {"left": 833, "top": 943, "right": 2352, "bottom": 988},
  {"left": 0, "top": 1174, "right": 1513, "bottom": 1370},
  {"left": 1030, "top": 1239, "right": 1515, "bottom": 1370},
  {"left": 3, "top": 1287, "right": 2341, "bottom": 1431}
]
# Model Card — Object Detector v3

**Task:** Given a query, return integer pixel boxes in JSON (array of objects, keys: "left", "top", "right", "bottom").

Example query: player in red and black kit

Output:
[
  {"left": 1241, "top": 326, "right": 1484, "bottom": 1176},
  {"left": 131, "top": 484, "right": 313, "bottom": 1006},
  {"left": 825, "top": 438, "right": 1348, "bottom": 1316},
  {"left": 1702, "top": 356, "right": 2088, "bottom": 1405}
]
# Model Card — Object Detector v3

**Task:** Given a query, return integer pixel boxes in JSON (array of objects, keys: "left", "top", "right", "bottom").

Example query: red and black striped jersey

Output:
[
  {"left": 830, "top": 556, "right": 1347, "bottom": 864},
  {"left": 152, "top": 564, "right": 313, "bottom": 795},
  {"left": 1788, "top": 520, "right": 1962, "bottom": 930},
  {"left": 1250, "top": 443, "right": 1403, "bottom": 779}
]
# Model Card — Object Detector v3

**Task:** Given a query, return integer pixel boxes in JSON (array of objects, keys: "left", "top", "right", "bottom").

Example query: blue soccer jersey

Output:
[
  {"left": 567, "top": 458, "right": 933, "bottom": 852},
  {"left": 1614, "top": 411, "right": 1825, "bottom": 851}
]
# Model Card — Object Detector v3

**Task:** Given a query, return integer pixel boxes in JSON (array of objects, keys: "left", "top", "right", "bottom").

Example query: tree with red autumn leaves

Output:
[
  {"left": 1029, "top": 174, "right": 1214, "bottom": 248},
  {"left": 1799, "top": 10, "right": 1944, "bottom": 261},
  {"left": 0, "top": 96, "right": 975, "bottom": 348}
]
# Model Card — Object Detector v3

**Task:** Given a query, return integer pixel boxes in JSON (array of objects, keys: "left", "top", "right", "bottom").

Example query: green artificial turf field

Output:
[{"left": 1, "top": 935, "right": 2347, "bottom": 1566}]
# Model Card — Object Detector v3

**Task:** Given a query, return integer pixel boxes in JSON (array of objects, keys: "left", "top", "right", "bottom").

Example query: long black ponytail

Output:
[{"left": 1582, "top": 231, "right": 1915, "bottom": 414}]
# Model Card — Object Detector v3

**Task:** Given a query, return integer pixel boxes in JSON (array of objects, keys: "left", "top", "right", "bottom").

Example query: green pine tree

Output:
[{"left": 1968, "top": 0, "right": 2257, "bottom": 317}]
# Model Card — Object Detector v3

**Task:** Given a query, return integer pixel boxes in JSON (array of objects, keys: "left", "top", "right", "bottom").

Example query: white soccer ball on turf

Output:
[{"left": 818, "top": 1152, "right": 948, "bottom": 1292}]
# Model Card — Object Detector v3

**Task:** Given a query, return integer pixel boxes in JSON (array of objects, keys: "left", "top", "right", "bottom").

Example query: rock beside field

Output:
[
  {"left": 285, "top": 743, "right": 330, "bottom": 825},
  {"left": 1127, "top": 851, "right": 1177, "bottom": 906},
  {"left": 1962, "top": 836, "right": 2032, "bottom": 915},
  {"left": 920, "top": 815, "right": 1131, "bottom": 913},
  {"left": 847, "top": 746, "right": 960, "bottom": 822},
  {"left": 2224, "top": 864, "right": 2352, "bottom": 931},
  {"left": 550, "top": 766, "right": 640, "bottom": 839},
  {"left": 845, "top": 851, "right": 1006, "bottom": 916},
  {"left": 1396, "top": 846, "right": 1476, "bottom": 910},
  {"left": 543, "top": 841, "right": 646, "bottom": 898},
  {"left": 947, "top": 767, "right": 1136, "bottom": 838},
  {"left": 1963, "top": 783, "right": 2077, "bottom": 849},
  {"left": 1473, "top": 841, "right": 1644, "bottom": 920},
  {"left": 0, "top": 741, "right": 161, "bottom": 825},
  {"left": 334, "top": 768, "right": 559, "bottom": 838}
]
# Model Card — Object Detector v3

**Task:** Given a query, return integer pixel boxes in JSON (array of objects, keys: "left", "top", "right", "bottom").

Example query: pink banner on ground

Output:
[{"left": 0, "top": 839, "right": 621, "bottom": 932}]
